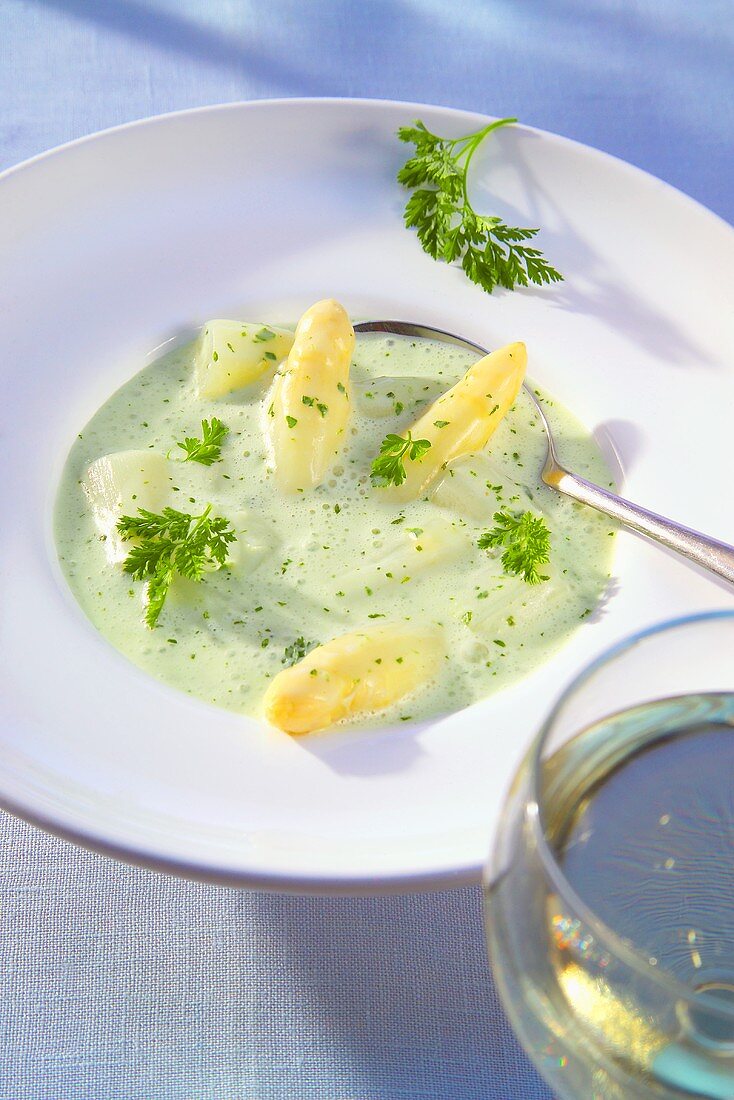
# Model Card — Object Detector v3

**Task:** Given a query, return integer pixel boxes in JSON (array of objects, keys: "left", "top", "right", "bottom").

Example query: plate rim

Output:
[
  {"left": 2, "top": 95, "right": 732, "bottom": 239},
  {"left": 2, "top": 96, "right": 732, "bottom": 895}
]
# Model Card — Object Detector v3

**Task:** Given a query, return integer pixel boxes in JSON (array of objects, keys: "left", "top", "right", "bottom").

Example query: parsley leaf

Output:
[
  {"left": 176, "top": 418, "right": 229, "bottom": 466},
  {"left": 282, "top": 636, "right": 320, "bottom": 666},
  {"left": 302, "top": 394, "right": 329, "bottom": 417},
  {"left": 397, "top": 118, "right": 563, "bottom": 295},
  {"left": 370, "top": 431, "right": 432, "bottom": 487},
  {"left": 478, "top": 509, "right": 551, "bottom": 584},
  {"left": 117, "top": 504, "right": 237, "bottom": 627}
]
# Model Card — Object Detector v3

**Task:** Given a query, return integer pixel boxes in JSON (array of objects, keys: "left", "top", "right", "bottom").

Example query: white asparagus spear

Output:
[
  {"left": 83, "top": 450, "right": 170, "bottom": 563},
  {"left": 378, "top": 342, "right": 527, "bottom": 501},
  {"left": 263, "top": 623, "right": 443, "bottom": 734},
  {"left": 267, "top": 299, "right": 354, "bottom": 492}
]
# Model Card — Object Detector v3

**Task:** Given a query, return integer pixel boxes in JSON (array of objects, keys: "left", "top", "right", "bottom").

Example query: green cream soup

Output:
[{"left": 55, "top": 330, "right": 615, "bottom": 726}]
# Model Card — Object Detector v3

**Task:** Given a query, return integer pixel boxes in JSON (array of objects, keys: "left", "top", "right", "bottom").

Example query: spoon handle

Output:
[{"left": 546, "top": 468, "right": 734, "bottom": 585}]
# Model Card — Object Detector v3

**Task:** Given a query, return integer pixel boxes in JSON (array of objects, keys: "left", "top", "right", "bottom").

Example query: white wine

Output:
[{"left": 487, "top": 693, "right": 734, "bottom": 1100}]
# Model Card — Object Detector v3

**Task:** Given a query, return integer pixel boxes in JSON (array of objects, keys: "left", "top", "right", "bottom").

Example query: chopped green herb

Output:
[
  {"left": 433, "top": 420, "right": 450, "bottom": 428},
  {"left": 301, "top": 394, "right": 327, "bottom": 416},
  {"left": 286, "top": 415, "right": 298, "bottom": 429},
  {"left": 264, "top": 351, "right": 277, "bottom": 361},
  {"left": 282, "top": 636, "right": 319, "bottom": 666},
  {"left": 254, "top": 327, "right": 276, "bottom": 342}
]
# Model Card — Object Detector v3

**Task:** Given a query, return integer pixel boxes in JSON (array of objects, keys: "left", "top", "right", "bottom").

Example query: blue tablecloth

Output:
[{"left": 2, "top": 3, "right": 731, "bottom": 1097}]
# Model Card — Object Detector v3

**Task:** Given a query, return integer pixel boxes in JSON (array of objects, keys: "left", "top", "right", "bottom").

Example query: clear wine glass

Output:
[{"left": 484, "top": 610, "right": 734, "bottom": 1099}]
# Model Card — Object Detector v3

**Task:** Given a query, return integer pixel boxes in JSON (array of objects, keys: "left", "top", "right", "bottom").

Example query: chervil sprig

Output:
[
  {"left": 176, "top": 417, "right": 229, "bottom": 465},
  {"left": 117, "top": 504, "right": 236, "bottom": 627},
  {"left": 370, "top": 431, "right": 432, "bottom": 488},
  {"left": 397, "top": 118, "right": 563, "bottom": 294},
  {"left": 478, "top": 509, "right": 551, "bottom": 584}
]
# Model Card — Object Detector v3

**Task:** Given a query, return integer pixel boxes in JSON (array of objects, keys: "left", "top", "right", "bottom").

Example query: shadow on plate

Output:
[{"left": 468, "top": 127, "right": 715, "bottom": 368}]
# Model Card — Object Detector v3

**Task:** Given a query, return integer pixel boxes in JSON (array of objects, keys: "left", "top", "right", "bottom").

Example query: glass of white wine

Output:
[{"left": 484, "top": 610, "right": 734, "bottom": 1099}]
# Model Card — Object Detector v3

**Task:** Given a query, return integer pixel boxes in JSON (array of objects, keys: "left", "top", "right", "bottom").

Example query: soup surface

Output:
[{"left": 55, "top": 329, "right": 616, "bottom": 727}]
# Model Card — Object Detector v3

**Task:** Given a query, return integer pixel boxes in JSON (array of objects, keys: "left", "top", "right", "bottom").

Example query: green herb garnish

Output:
[
  {"left": 478, "top": 509, "right": 551, "bottom": 584},
  {"left": 254, "top": 327, "right": 276, "bottom": 342},
  {"left": 286, "top": 415, "right": 298, "bottom": 428},
  {"left": 176, "top": 418, "right": 229, "bottom": 466},
  {"left": 300, "top": 395, "right": 329, "bottom": 417},
  {"left": 117, "top": 505, "right": 236, "bottom": 627},
  {"left": 282, "top": 636, "right": 319, "bottom": 666},
  {"left": 397, "top": 118, "right": 562, "bottom": 294},
  {"left": 370, "top": 431, "right": 431, "bottom": 487}
]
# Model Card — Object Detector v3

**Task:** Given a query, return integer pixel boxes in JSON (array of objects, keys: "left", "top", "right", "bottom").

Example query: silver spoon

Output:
[{"left": 354, "top": 320, "right": 734, "bottom": 586}]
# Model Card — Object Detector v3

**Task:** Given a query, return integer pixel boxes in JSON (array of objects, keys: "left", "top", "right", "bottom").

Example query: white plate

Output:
[{"left": 1, "top": 99, "right": 733, "bottom": 894}]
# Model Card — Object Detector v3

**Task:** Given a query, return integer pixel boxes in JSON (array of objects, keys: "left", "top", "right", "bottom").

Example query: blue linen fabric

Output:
[{"left": 1, "top": 2, "right": 731, "bottom": 1098}]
